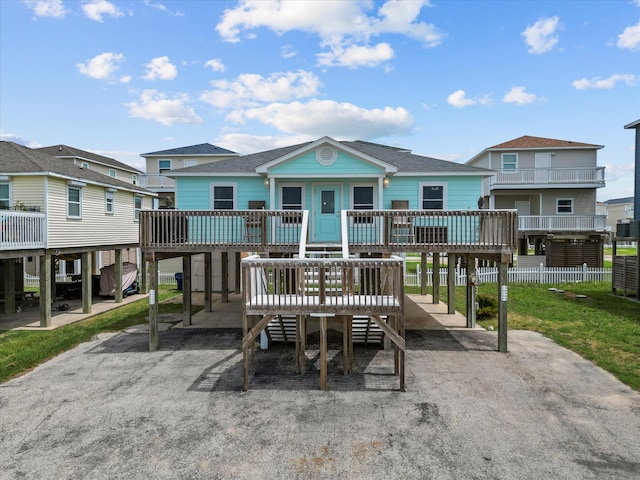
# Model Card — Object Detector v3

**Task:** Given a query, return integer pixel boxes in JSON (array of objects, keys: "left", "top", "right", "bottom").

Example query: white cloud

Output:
[
  {"left": 502, "top": 86, "right": 539, "bottom": 105},
  {"left": 522, "top": 16, "right": 560, "bottom": 54},
  {"left": 126, "top": 89, "right": 202, "bottom": 126},
  {"left": 143, "top": 56, "right": 178, "bottom": 81},
  {"left": 572, "top": 73, "right": 638, "bottom": 90},
  {"left": 447, "top": 89, "right": 492, "bottom": 108},
  {"left": 215, "top": 0, "right": 443, "bottom": 68},
  {"left": 317, "top": 42, "right": 394, "bottom": 68},
  {"left": 617, "top": 20, "right": 640, "bottom": 51},
  {"left": 205, "top": 58, "right": 225, "bottom": 72},
  {"left": 23, "top": 0, "right": 67, "bottom": 18},
  {"left": 226, "top": 99, "right": 413, "bottom": 138},
  {"left": 76, "top": 52, "right": 125, "bottom": 80},
  {"left": 281, "top": 45, "right": 297, "bottom": 59},
  {"left": 200, "top": 70, "right": 321, "bottom": 108},
  {"left": 0, "top": 130, "right": 41, "bottom": 148},
  {"left": 82, "top": 0, "right": 124, "bottom": 22}
]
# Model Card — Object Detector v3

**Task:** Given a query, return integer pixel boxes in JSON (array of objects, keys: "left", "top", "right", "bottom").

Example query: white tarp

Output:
[{"left": 99, "top": 262, "right": 138, "bottom": 296}]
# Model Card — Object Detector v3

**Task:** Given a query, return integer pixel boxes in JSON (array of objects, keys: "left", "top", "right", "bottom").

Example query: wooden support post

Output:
[
  {"left": 498, "top": 261, "right": 508, "bottom": 353},
  {"left": 82, "top": 251, "right": 92, "bottom": 314},
  {"left": 432, "top": 252, "right": 440, "bottom": 304},
  {"left": 4, "top": 258, "right": 16, "bottom": 314},
  {"left": 342, "top": 315, "right": 349, "bottom": 375},
  {"left": 39, "top": 254, "right": 52, "bottom": 327},
  {"left": 182, "top": 255, "right": 192, "bottom": 326},
  {"left": 204, "top": 252, "right": 212, "bottom": 313},
  {"left": 235, "top": 252, "right": 241, "bottom": 293},
  {"left": 447, "top": 254, "right": 456, "bottom": 314},
  {"left": 420, "top": 252, "right": 427, "bottom": 296},
  {"left": 319, "top": 315, "right": 327, "bottom": 391},
  {"left": 140, "top": 252, "right": 148, "bottom": 294},
  {"left": 467, "top": 257, "right": 476, "bottom": 328},
  {"left": 148, "top": 257, "right": 159, "bottom": 351},
  {"left": 114, "top": 249, "right": 123, "bottom": 304},
  {"left": 221, "top": 251, "right": 229, "bottom": 303}
]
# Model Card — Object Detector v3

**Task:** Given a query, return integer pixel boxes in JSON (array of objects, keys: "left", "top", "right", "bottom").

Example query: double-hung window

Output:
[
  {"left": 281, "top": 185, "right": 302, "bottom": 224},
  {"left": 105, "top": 191, "right": 114, "bottom": 215},
  {"left": 0, "top": 182, "right": 10, "bottom": 210},
  {"left": 109, "top": 169, "right": 117, "bottom": 178},
  {"left": 134, "top": 196, "right": 142, "bottom": 221},
  {"left": 556, "top": 198, "right": 573, "bottom": 214},
  {"left": 502, "top": 153, "right": 517, "bottom": 171},
  {"left": 158, "top": 159, "right": 171, "bottom": 173},
  {"left": 352, "top": 185, "right": 374, "bottom": 224},
  {"left": 420, "top": 184, "right": 445, "bottom": 210},
  {"left": 211, "top": 184, "right": 235, "bottom": 210},
  {"left": 132, "top": 174, "right": 138, "bottom": 185},
  {"left": 67, "top": 186, "right": 82, "bottom": 218}
]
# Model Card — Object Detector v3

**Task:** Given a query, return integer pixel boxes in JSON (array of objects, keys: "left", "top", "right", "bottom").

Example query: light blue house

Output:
[{"left": 168, "top": 136, "right": 493, "bottom": 244}]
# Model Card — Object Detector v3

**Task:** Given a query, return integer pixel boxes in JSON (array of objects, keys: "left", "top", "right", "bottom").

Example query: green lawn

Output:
[
  {"left": 452, "top": 282, "right": 640, "bottom": 391},
  {"left": 0, "top": 286, "right": 199, "bottom": 383}
]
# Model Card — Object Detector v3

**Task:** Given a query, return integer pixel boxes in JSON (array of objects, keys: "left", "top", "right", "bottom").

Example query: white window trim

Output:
[
  {"left": 105, "top": 191, "right": 114, "bottom": 215},
  {"left": 501, "top": 153, "right": 518, "bottom": 171},
  {"left": 158, "top": 159, "right": 172, "bottom": 173},
  {"left": 67, "top": 186, "right": 82, "bottom": 219},
  {"left": 132, "top": 174, "right": 138, "bottom": 185},
  {"left": 0, "top": 181, "right": 11, "bottom": 210},
  {"left": 209, "top": 183, "right": 237, "bottom": 210},
  {"left": 279, "top": 184, "right": 305, "bottom": 226},
  {"left": 134, "top": 196, "right": 143, "bottom": 222},
  {"left": 556, "top": 198, "right": 574, "bottom": 215},
  {"left": 419, "top": 182, "right": 447, "bottom": 210},
  {"left": 109, "top": 169, "right": 117, "bottom": 178}
]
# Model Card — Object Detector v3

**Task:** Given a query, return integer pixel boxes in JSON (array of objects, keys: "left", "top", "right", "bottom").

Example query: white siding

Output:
[{"left": 11, "top": 176, "right": 46, "bottom": 212}]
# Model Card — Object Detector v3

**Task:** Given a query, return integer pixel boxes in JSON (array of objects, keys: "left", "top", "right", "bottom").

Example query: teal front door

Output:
[{"left": 314, "top": 185, "right": 341, "bottom": 243}]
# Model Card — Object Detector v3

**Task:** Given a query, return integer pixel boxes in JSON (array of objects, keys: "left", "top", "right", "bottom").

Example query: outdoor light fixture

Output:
[
  {"left": 383, "top": 177, "right": 390, "bottom": 188},
  {"left": 264, "top": 177, "right": 270, "bottom": 188}
]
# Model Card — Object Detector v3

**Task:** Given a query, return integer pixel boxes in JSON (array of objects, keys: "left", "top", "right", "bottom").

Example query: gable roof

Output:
[
  {"left": 166, "top": 137, "right": 492, "bottom": 177},
  {"left": 624, "top": 119, "right": 640, "bottom": 129},
  {"left": 604, "top": 197, "right": 634, "bottom": 205},
  {"left": 0, "top": 142, "right": 153, "bottom": 195},
  {"left": 141, "top": 143, "right": 239, "bottom": 157},
  {"left": 487, "top": 135, "right": 603, "bottom": 150},
  {"left": 36, "top": 144, "right": 143, "bottom": 174}
]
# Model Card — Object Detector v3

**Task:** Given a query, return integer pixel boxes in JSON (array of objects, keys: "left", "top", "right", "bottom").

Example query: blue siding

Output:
[
  {"left": 271, "top": 151, "right": 383, "bottom": 175},
  {"left": 177, "top": 177, "right": 268, "bottom": 210},
  {"left": 383, "top": 176, "right": 481, "bottom": 210}
]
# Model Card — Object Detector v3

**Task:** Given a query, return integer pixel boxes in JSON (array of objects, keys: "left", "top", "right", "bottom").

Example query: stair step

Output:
[{"left": 265, "top": 314, "right": 385, "bottom": 345}]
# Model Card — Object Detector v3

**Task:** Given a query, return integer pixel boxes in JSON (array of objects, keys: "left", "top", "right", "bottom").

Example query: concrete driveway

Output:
[{"left": 1, "top": 320, "right": 639, "bottom": 479}]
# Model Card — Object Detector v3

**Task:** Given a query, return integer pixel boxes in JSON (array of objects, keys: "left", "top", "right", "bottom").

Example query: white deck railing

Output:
[
  {"left": 489, "top": 167, "right": 605, "bottom": 186},
  {"left": 0, "top": 211, "right": 47, "bottom": 251},
  {"left": 518, "top": 215, "right": 607, "bottom": 232},
  {"left": 138, "top": 174, "right": 175, "bottom": 189}
]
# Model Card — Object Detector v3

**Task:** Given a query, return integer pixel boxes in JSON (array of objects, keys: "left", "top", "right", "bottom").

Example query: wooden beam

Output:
[
  {"left": 432, "top": 252, "right": 440, "bottom": 304},
  {"left": 114, "top": 250, "right": 123, "bottom": 304},
  {"left": 447, "top": 254, "right": 456, "bottom": 314},
  {"left": 221, "top": 251, "right": 229, "bottom": 303},
  {"left": 39, "top": 254, "right": 52, "bottom": 327},
  {"left": 148, "top": 258, "right": 159, "bottom": 351},
  {"left": 498, "top": 261, "right": 508, "bottom": 353},
  {"left": 182, "top": 255, "right": 192, "bottom": 326},
  {"left": 467, "top": 256, "right": 476, "bottom": 328},
  {"left": 235, "top": 252, "right": 241, "bottom": 293},
  {"left": 204, "top": 252, "right": 212, "bottom": 313},
  {"left": 82, "top": 251, "right": 92, "bottom": 314},
  {"left": 4, "top": 258, "right": 16, "bottom": 314},
  {"left": 420, "top": 252, "right": 427, "bottom": 295},
  {"left": 140, "top": 252, "right": 148, "bottom": 294}
]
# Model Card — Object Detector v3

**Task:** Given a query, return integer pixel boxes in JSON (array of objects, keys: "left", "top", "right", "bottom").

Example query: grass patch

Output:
[
  {"left": 453, "top": 282, "right": 640, "bottom": 391},
  {"left": 0, "top": 286, "right": 200, "bottom": 383}
]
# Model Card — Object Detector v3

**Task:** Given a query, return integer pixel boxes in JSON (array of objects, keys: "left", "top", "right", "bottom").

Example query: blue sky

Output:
[{"left": 1, "top": 0, "right": 638, "bottom": 201}]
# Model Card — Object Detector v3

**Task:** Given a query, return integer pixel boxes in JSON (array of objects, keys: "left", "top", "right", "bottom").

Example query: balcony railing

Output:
[
  {"left": 140, "top": 209, "right": 309, "bottom": 254},
  {"left": 342, "top": 209, "right": 518, "bottom": 255},
  {"left": 518, "top": 215, "right": 607, "bottom": 232},
  {"left": 140, "top": 209, "right": 518, "bottom": 255},
  {"left": 488, "top": 167, "right": 605, "bottom": 187},
  {"left": 138, "top": 174, "right": 176, "bottom": 190},
  {"left": 0, "top": 211, "right": 47, "bottom": 251}
]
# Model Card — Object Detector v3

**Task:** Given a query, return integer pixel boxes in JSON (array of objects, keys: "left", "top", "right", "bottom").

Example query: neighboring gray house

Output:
[
  {"left": 603, "top": 197, "right": 634, "bottom": 238},
  {"left": 37, "top": 144, "right": 143, "bottom": 186},
  {"left": 139, "top": 143, "right": 240, "bottom": 208},
  {"left": 467, "top": 135, "right": 607, "bottom": 267}
]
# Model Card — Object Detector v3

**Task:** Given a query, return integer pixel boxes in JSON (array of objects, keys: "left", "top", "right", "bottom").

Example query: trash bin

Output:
[{"left": 175, "top": 272, "right": 183, "bottom": 291}]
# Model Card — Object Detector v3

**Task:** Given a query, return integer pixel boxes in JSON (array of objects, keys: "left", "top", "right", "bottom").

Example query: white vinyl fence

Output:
[{"left": 24, "top": 264, "right": 611, "bottom": 290}]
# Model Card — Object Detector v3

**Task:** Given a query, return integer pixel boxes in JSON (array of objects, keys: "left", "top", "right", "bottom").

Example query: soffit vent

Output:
[{"left": 316, "top": 146, "right": 337, "bottom": 166}]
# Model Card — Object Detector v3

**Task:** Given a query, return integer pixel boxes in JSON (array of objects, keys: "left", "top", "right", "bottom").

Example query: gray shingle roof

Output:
[
  {"left": 36, "top": 144, "right": 143, "bottom": 173},
  {"left": 141, "top": 143, "right": 239, "bottom": 156},
  {"left": 604, "top": 197, "right": 634, "bottom": 205},
  {"left": 1, "top": 141, "right": 152, "bottom": 195},
  {"left": 166, "top": 139, "right": 491, "bottom": 175}
]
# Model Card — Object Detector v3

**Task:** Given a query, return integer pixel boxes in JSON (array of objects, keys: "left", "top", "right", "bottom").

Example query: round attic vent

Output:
[{"left": 316, "top": 146, "right": 337, "bottom": 166}]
